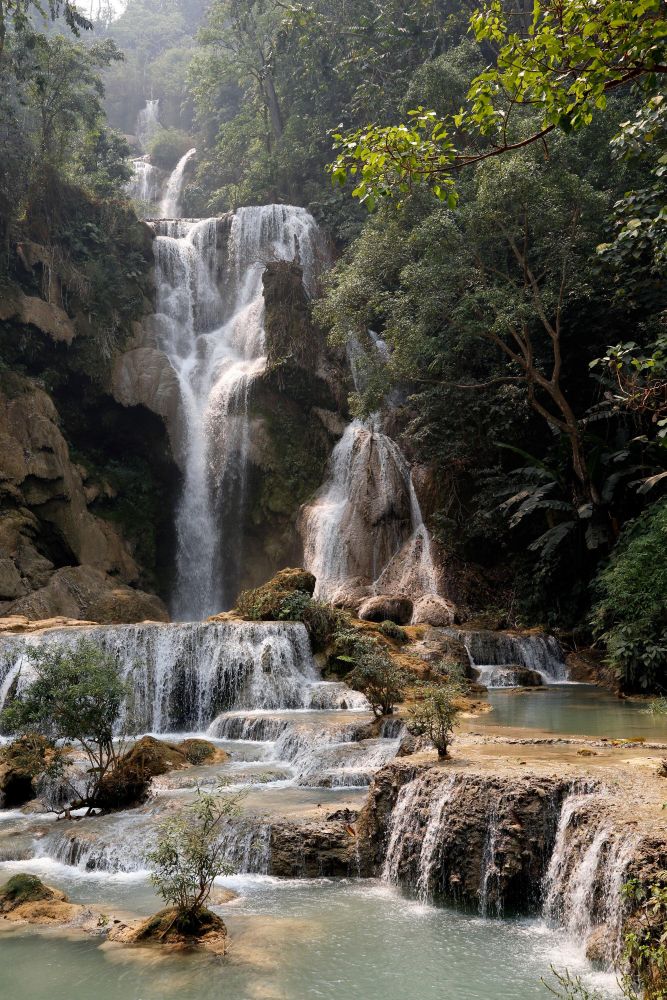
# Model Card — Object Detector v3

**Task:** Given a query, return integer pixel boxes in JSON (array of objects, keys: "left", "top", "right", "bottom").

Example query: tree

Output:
[
  {"left": 330, "top": 0, "right": 667, "bottom": 206},
  {"left": 0, "top": 0, "right": 91, "bottom": 59},
  {"left": 146, "top": 786, "right": 241, "bottom": 930},
  {"left": 346, "top": 645, "right": 410, "bottom": 717},
  {"left": 591, "top": 500, "right": 667, "bottom": 691},
  {"left": 407, "top": 682, "right": 460, "bottom": 758},
  {"left": 0, "top": 640, "right": 128, "bottom": 813}
]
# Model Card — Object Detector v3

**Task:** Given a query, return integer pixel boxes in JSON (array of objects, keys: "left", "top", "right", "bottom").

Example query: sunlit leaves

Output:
[{"left": 329, "top": 0, "right": 667, "bottom": 208}]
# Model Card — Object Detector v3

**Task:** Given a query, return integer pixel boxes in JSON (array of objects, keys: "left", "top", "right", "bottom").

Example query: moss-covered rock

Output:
[
  {"left": 233, "top": 568, "right": 316, "bottom": 621},
  {"left": 0, "top": 874, "right": 56, "bottom": 910},
  {"left": 126, "top": 906, "right": 228, "bottom": 954}
]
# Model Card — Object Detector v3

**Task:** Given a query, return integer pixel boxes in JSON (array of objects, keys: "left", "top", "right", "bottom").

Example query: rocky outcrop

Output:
[
  {"left": 269, "top": 816, "right": 358, "bottom": 877},
  {"left": 0, "top": 874, "right": 82, "bottom": 925},
  {"left": 357, "top": 761, "right": 569, "bottom": 911},
  {"left": 0, "top": 289, "right": 75, "bottom": 344},
  {"left": 230, "top": 567, "right": 316, "bottom": 620},
  {"left": 359, "top": 595, "right": 413, "bottom": 625},
  {"left": 111, "top": 345, "right": 181, "bottom": 455},
  {"left": 5, "top": 566, "right": 168, "bottom": 624},
  {"left": 0, "top": 379, "right": 168, "bottom": 623}
]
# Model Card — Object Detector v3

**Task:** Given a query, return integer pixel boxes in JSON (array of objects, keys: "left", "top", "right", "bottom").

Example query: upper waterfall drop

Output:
[
  {"left": 135, "top": 98, "right": 161, "bottom": 150},
  {"left": 158, "top": 147, "right": 197, "bottom": 219},
  {"left": 152, "top": 204, "right": 322, "bottom": 620}
]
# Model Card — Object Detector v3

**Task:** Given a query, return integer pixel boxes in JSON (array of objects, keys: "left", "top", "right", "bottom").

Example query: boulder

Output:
[
  {"left": 358, "top": 595, "right": 413, "bottom": 625},
  {"left": 0, "top": 873, "right": 81, "bottom": 925},
  {"left": 6, "top": 566, "right": 169, "bottom": 625},
  {"left": 228, "top": 567, "right": 316, "bottom": 621},
  {"left": 411, "top": 594, "right": 458, "bottom": 627},
  {"left": 116, "top": 736, "right": 227, "bottom": 779},
  {"left": 585, "top": 924, "right": 611, "bottom": 963}
]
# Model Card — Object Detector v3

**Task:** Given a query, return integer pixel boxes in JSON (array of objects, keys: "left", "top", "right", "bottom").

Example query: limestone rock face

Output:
[
  {"left": 6, "top": 567, "right": 168, "bottom": 624},
  {"left": 357, "top": 761, "right": 570, "bottom": 910},
  {"left": 0, "top": 288, "right": 75, "bottom": 344},
  {"left": 359, "top": 595, "right": 413, "bottom": 625},
  {"left": 0, "top": 381, "right": 168, "bottom": 623},
  {"left": 111, "top": 346, "right": 181, "bottom": 457},
  {"left": 269, "top": 818, "right": 358, "bottom": 877}
]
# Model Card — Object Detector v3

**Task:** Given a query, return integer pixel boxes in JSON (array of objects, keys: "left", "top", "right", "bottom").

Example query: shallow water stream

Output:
[{"left": 0, "top": 872, "right": 620, "bottom": 1000}]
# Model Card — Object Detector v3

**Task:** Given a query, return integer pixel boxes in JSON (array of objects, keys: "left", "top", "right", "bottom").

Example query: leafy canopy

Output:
[{"left": 330, "top": 0, "right": 667, "bottom": 206}]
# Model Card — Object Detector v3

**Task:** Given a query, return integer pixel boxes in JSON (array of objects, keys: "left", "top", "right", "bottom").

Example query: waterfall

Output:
[
  {"left": 126, "top": 157, "right": 162, "bottom": 214},
  {"left": 461, "top": 630, "right": 568, "bottom": 687},
  {"left": 158, "top": 147, "right": 196, "bottom": 219},
  {"left": 0, "top": 621, "right": 363, "bottom": 732},
  {"left": 152, "top": 204, "right": 321, "bottom": 619},
  {"left": 542, "top": 790, "right": 641, "bottom": 962},
  {"left": 375, "top": 768, "right": 640, "bottom": 965},
  {"left": 301, "top": 415, "right": 439, "bottom": 613},
  {"left": 136, "top": 98, "right": 161, "bottom": 150},
  {"left": 40, "top": 808, "right": 272, "bottom": 876}
]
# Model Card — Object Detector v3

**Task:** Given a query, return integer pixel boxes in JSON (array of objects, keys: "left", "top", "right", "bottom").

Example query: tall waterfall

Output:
[
  {"left": 152, "top": 205, "right": 321, "bottom": 620},
  {"left": 0, "top": 621, "right": 366, "bottom": 733},
  {"left": 158, "top": 147, "right": 196, "bottom": 219}
]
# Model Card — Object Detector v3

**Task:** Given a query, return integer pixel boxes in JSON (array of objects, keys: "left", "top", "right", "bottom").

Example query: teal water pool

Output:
[{"left": 478, "top": 685, "right": 667, "bottom": 740}]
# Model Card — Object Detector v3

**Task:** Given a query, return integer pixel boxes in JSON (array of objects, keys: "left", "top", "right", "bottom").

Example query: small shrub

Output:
[
  {"left": 378, "top": 620, "right": 409, "bottom": 643},
  {"left": 146, "top": 786, "right": 242, "bottom": 926},
  {"left": 346, "top": 646, "right": 410, "bottom": 717},
  {"left": 407, "top": 682, "right": 461, "bottom": 759},
  {"left": 0, "top": 640, "right": 129, "bottom": 814},
  {"left": 429, "top": 657, "right": 470, "bottom": 688}
]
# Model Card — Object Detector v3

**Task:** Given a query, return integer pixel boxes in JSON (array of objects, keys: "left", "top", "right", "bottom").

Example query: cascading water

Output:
[
  {"left": 126, "top": 157, "right": 162, "bottom": 215},
  {"left": 158, "top": 147, "right": 196, "bottom": 219},
  {"left": 0, "top": 622, "right": 366, "bottom": 732},
  {"left": 135, "top": 98, "right": 161, "bottom": 150},
  {"left": 301, "top": 393, "right": 440, "bottom": 615},
  {"left": 152, "top": 204, "right": 321, "bottom": 619},
  {"left": 460, "top": 630, "right": 569, "bottom": 687},
  {"left": 542, "top": 789, "right": 641, "bottom": 962}
]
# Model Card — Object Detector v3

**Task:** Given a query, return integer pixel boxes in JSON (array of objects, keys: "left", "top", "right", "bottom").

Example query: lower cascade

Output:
[
  {"left": 362, "top": 764, "right": 648, "bottom": 968},
  {"left": 459, "top": 629, "right": 569, "bottom": 687},
  {"left": 0, "top": 622, "right": 368, "bottom": 732}
]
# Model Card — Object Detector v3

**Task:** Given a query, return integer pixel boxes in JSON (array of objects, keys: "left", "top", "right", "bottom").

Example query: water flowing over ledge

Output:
[
  {"left": 0, "top": 621, "right": 368, "bottom": 732},
  {"left": 456, "top": 629, "right": 569, "bottom": 687},
  {"left": 357, "top": 760, "right": 660, "bottom": 968}
]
